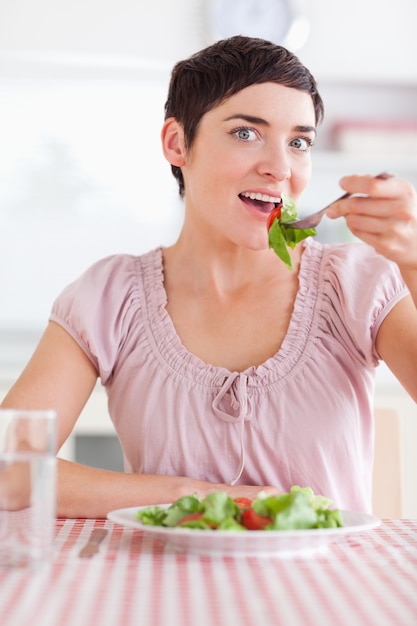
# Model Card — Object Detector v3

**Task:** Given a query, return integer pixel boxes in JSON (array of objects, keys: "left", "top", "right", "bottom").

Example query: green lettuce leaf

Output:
[
  {"left": 200, "top": 491, "right": 239, "bottom": 526},
  {"left": 268, "top": 193, "right": 316, "bottom": 269},
  {"left": 135, "top": 506, "right": 168, "bottom": 526},
  {"left": 290, "top": 485, "right": 332, "bottom": 510},
  {"left": 163, "top": 494, "right": 204, "bottom": 527}
]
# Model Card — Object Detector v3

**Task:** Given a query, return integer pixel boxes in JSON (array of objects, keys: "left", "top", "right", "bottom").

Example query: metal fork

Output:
[{"left": 285, "top": 172, "right": 392, "bottom": 230}]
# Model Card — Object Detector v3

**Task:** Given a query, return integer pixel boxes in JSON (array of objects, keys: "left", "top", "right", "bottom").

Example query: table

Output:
[{"left": 1, "top": 518, "right": 416, "bottom": 626}]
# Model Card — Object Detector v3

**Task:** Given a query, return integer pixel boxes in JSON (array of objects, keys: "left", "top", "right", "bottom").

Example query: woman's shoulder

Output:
[
  {"left": 79, "top": 247, "right": 162, "bottom": 282},
  {"left": 302, "top": 236, "right": 408, "bottom": 322},
  {"left": 49, "top": 247, "right": 164, "bottom": 382},
  {"left": 51, "top": 248, "right": 165, "bottom": 323},
  {"left": 304, "top": 236, "right": 404, "bottom": 280},
  {"left": 300, "top": 238, "right": 409, "bottom": 367},
  {"left": 58, "top": 247, "right": 163, "bottom": 298}
]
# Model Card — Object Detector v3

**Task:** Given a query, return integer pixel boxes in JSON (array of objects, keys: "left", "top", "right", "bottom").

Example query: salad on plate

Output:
[{"left": 135, "top": 486, "right": 343, "bottom": 532}]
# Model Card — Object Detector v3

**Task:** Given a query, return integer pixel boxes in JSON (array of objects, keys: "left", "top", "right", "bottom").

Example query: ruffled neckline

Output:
[{"left": 139, "top": 239, "right": 324, "bottom": 389}]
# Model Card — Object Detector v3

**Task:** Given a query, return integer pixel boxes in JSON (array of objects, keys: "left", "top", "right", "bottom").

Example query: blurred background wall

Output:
[
  {"left": 1, "top": 0, "right": 416, "bottom": 512},
  {"left": 1, "top": 0, "right": 416, "bottom": 333}
]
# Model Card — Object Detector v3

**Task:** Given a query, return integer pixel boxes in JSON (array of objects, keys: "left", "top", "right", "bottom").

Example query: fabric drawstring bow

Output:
[{"left": 212, "top": 371, "right": 253, "bottom": 485}]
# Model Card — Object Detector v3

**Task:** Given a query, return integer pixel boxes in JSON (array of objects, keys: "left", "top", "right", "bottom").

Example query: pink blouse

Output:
[{"left": 50, "top": 238, "right": 408, "bottom": 512}]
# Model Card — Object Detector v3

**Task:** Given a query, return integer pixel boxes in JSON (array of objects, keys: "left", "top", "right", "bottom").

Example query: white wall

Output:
[
  {"left": 298, "top": 0, "right": 417, "bottom": 83},
  {"left": 0, "top": 0, "right": 206, "bottom": 64},
  {"left": 0, "top": 1, "right": 207, "bottom": 329}
]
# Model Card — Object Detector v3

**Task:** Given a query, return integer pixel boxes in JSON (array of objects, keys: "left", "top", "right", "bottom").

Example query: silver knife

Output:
[{"left": 79, "top": 528, "right": 108, "bottom": 558}]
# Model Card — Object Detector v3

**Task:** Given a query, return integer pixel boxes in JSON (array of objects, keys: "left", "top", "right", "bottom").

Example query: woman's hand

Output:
[
  {"left": 326, "top": 174, "right": 417, "bottom": 271},
  {"left": 0, "top": 457, "right": 32, "bottom": 511}
]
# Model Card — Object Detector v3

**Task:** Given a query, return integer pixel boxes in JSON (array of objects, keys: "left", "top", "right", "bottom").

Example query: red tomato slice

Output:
[
  {"left": 178, "top": 513, "right": 205, "bottom": 525},
  {"left": 241, "top": 509, "right": 273, "bottom": 530},
  {"left": 178, "top": 513, "right": 218, "bottom": 528},
  {"left": 267, "top": 204, "right": 282, "bottom": 231},
  {"left": 233, "top": 497, "right": 253, "bottom": 509}
]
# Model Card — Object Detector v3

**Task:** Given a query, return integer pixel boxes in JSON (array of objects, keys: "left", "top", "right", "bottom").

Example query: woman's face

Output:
[{"left": 180, "top": 82, "right": 316, "bottom": 251}]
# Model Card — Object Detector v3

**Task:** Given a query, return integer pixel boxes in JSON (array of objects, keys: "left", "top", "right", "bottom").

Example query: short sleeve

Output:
[
  {"left": 49, "top": 255, "right": 141, "bottom": 384},
  {"left": 318, "top": 241, "right": 409, "bottom": 366}
]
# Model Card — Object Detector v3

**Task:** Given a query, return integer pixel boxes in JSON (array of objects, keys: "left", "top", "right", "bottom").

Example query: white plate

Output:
[{"left": 107, "top": 505, "right": 381, "bottom": 558}]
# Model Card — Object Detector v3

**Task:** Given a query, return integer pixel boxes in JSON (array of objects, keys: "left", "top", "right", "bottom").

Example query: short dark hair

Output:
[{"left": 164, "top": 35, "right": 324, "bottom": 197}]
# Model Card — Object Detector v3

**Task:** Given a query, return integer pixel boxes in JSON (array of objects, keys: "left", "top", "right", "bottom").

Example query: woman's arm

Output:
[
  {"left": 0, "top": 322, "right": 99, "bottom": 446},
  {"left": 327, "top": 174, "right": 417, "bottom": 401},
  {"left": 56, "top": 459, "right": 276, "bottom": 518},
  {"left": 375, "top": 295, "right": 417, "bottom": 402}
]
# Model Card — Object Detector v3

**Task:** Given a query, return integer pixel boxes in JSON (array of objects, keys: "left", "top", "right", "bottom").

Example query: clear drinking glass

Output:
[{"left": 0, "top": 409, "right": 57, "bottom": 568}]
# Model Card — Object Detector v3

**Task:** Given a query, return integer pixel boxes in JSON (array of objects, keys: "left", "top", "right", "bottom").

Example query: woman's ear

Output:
[{"left": 161, "top": 117, "right": 186, "bottom": 166}]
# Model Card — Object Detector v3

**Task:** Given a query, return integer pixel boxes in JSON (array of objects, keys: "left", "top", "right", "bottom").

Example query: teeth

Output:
[{"left": 241, "top": 192, "right": 281, "bottom": 203}]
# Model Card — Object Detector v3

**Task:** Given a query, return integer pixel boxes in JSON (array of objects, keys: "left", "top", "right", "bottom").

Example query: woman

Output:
[{"left": 2, "top": 36, "right": 417, "bottom": 518}]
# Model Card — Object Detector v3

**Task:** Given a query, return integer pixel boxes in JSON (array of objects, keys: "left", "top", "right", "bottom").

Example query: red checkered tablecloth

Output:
[{"left": 1, "top": 518, "right": 416, "bottom": 626}]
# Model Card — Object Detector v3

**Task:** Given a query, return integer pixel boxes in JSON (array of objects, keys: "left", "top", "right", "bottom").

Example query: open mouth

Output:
[{"left": 239, "top": 192, "right": 282, "bottom": 214}]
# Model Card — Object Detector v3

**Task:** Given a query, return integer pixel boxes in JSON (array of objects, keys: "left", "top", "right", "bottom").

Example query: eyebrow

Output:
[{"left": 223, "top": 114, "right": 316, "bottom": 135}]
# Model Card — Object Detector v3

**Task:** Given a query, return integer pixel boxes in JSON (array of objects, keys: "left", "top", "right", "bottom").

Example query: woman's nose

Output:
[{"left": 257, "top": 144, "right": 291, "bottom": 180}]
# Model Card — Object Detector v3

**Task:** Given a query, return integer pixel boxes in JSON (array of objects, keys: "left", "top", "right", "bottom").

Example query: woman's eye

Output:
[
  {"left": 232, "top": 127, "right": 257, "bottom": 141},
  {"left": 290, "top": 137, "right": 313, "bottom": 151}
]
